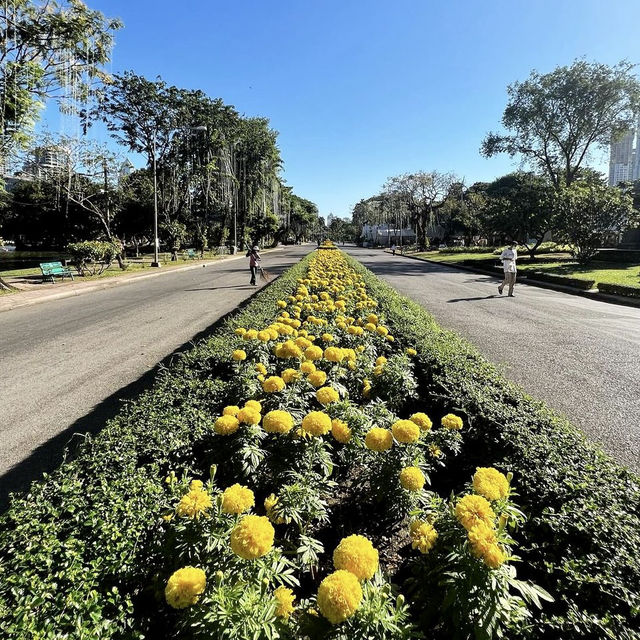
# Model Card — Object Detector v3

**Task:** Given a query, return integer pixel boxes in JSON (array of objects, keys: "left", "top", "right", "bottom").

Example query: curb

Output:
[
  {"left": 0, "top": 248, "right": 283, "bottom": 313},
  {"left": 387, "top": 250, "right": 640, "bottom": 310}
]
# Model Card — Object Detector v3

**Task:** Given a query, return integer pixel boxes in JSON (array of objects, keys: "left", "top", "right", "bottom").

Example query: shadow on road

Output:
[
  {"left": 447, "top": 295, "right": 501, "bottom": 302},
  {"left": 0, "top": 267, "right": 289, "bottom": 512}
]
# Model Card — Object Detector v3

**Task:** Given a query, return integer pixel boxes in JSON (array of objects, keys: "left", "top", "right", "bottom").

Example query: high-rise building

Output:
[
  {"left": 608, "top": 118, "right": 640, "bottom": 185},
  {"left": 609, "top": 130, "right": 634, "bottom": 185}
]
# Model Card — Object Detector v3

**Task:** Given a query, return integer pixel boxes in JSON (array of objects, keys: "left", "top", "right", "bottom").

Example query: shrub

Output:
[
  {"left": 597, "top": 282, "right": 640, "bottom": 298},
  {"left": 67, "top": 240, "right": 121, "bottom": 275},
  {"left": 526, "top": 271, "right": 596, "bottom": 290}
]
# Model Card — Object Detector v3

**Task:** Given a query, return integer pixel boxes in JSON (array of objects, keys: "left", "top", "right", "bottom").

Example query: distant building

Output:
[
  {"left": 360, "top": 223, "right": 416, "bottom": 246},
  {"left": 21, "top": 145, "right": 69, "bottom": 180},
  {"left": 118, "top": 159, "right": 134, "bottom": 180},
  {"left": 608, "top": 118, "right": 640, "bottom": 186}
]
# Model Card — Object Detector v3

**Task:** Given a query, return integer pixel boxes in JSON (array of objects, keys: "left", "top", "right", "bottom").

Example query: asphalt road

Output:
[
  {"left": 0, "top": 245, "right": 311, "bottom": 507},
  {"left": 346, "top": 247, "right": 640, "bottom": 472}
]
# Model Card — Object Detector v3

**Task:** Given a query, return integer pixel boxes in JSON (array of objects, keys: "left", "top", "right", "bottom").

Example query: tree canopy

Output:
[{"left": 481, "top": 60, "right": 640, "bottom": 188}]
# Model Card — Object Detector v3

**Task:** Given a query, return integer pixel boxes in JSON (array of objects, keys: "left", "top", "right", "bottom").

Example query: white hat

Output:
[{"left": 252, "top": 246, "right": 259, "bottom": 251}]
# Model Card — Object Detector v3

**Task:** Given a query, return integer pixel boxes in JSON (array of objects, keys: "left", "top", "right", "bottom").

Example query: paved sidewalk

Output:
[{"left": 0, "top": 250, "right": 278, "bottom": 313}]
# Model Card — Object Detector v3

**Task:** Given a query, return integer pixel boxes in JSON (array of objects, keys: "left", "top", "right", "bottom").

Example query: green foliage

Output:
[
  {"left": 0, "top": 0, "right": 122, "bottom": 160},
  {"left": 482, "top": 59, "right": 640, "bottom": 188},
  {"left": 553, "top": 182, "right": 636, "bottom": 264},
  {"left": 67, "top": 239, "right": 120, "bottom": 274}
]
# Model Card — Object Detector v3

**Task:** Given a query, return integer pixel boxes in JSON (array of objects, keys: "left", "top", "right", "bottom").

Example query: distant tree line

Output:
[
  {"left": 351, "top": 60, "right": 640, "bottom": 264},
  {"left": 0, "top": 2, "right": 320, "bottom": 259}
]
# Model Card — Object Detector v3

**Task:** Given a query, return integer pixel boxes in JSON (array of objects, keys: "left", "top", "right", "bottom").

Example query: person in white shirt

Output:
[{"left": 498, "top": 243, "right": 518, "bottom": 297}]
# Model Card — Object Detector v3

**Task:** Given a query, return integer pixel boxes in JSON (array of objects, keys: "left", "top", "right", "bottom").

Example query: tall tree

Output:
[
  {"left": 385, "top": 171, "right": 456, "bottom": 250},
  {"left": 484, "top": 172, "right": 555, "bottom": 258},
  {"left": 0, "top": 0, "right": 121, "bottom": 160},
  {"left": 481, "top": 60, "right": 640, "bottom": 188},
  {"left": 554, "top": 182, "right": 636, "bottom": 264}
]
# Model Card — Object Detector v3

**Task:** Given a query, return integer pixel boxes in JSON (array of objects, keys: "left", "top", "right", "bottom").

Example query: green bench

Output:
[
  {"left": 40, "top": 261, "right": 74, "bottom": 283},
  {"left": 184, "top": 248, "right": 197, "bottom": 260}
]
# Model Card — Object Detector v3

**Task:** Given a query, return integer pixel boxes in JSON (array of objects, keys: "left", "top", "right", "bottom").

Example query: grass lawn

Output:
[{"left": 414, "top": 250, "right": 640, "bottom": 288}]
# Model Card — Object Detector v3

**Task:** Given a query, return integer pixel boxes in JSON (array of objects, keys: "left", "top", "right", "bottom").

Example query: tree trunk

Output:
[{"left": 0, "top": 277, "right": 16, "bottom": 291}]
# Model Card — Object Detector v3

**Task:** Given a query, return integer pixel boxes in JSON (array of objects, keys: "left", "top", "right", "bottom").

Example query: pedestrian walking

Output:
[
  {"left": 246, "top": 245, "right": 261, "bottom": 286},
  {"left": 498, "top": 242, "right": 517, "bottom": 297},
  {"left": 391, "top": 243, "right": 396, "bottom": 256}
]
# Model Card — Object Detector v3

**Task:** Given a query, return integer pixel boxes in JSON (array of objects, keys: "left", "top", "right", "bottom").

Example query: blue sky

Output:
[{"left": 42, "top": 0, "right": 640, "bottom": 218}]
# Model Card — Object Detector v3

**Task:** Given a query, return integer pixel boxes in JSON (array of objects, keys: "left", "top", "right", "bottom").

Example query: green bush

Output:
[
  {"left": 67, "top": 240, "right": 121, "bottom": 275},
  {"left": 597, "top": 281, "right": 640, "bottom": 298},
  {"left": 526, "top": 271, "right": 596, "bottom": 290}
]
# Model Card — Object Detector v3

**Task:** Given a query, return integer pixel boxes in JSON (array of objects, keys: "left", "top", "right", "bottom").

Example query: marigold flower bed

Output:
[{"left": 1, "top": 246, "right": 638, "bottom": 640}]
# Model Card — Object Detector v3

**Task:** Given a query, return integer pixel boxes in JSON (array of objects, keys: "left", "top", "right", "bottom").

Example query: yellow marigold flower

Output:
[
  {"left": 245, "top": 399, "right": 262, "bottom": 412},
  {"left": 367, "top": 313, "right": 378, "bottom": 324},
  {"left": 295, "top": 337, "right": 312, "bottom": 350},
  {"left": 274, "top": 586, "right": 296, "bottom": 619},
  {"left": 317, "top": 570, "right": 363, "bottom": 624},
  {"left": 391, "top": 419, "right": 420, "bottom": 444},
  {"left": 165, "top": 566, "right": 206, "bottom": 609},
  {"left": 364, "top": 322, "right": 376, "bottom": 332},
  {"left": 221, "top": 483, "right": 255, "bottom": 514},
  {"left": 316, "top": 386, "right": 340, "bottom": 406},
  {"left": 235, "top": 327, "right": 246, "bottom": 336},
  {"left": 399, "top": 467, "right": 425, "bottom": 491},
  {"left": 324, "top": 346, "right": 344, "bottom": 362},
  {"left": 322, "top": 333, "right": 334, "bottom": 342},
  {"left": 482, "top": 543, "right": 507, "bottom": 569},
  {"left": 333, "top": 534, "right": 379, "bottom": 581},
  {"left": 277, "top": 300, "right": 287, "bottom": 308},
  {"left": 262, "top": 376, "right": 286, "bottom": 393},
  {"left": 455, "top": 494, "right": 496, "bottom": 530},
  {"left": 263, "top": 410, "right": 294, "bottom": 434},
  {"left": 356, "top": 345, "right": 365, "bottom": 353},
  {"left": 376, "top": 325, "right": 389, "bottom": 336},
  {"left": 373, "top": 365, "right": 384, "bottom": 377},
  {"left": 254, "top": 363, "right": 267, "bottom": 375},
  {"left": 230, "top": 515, "right": 275, "bottom": 560},
  {"left": 222, "top": 405, "right": 240, "bottom": 417},
  {"left": 331, "top": 418, "right": 352, "bottom": 444},
  {"left": 406, "top": 348, "right": 417, "bottom": 356},
  {"left": 300, "top": 360, "right": 316, "bottom": 374},
  {"left": 237, "top": 406, "right": 261, "bottom": 425},
  {"left": 281, "top": 368, "right": 300, "bottom": 384},
  {"left": 301, "top": 411, "right": 332, "bottom": 436},
  {"left": 243, "top": 329, "right": 258, "bottom": 340},
  {"left": 257, "top": 330, "right": 271, "bottom": 342},
  {"left": 214, "top": 414, "right": 240, "bottom": 435},
  {"left": 307, "top": 370, "right": 327, "bottom": 388},
  {"left": 176, "top": 488, "right": 212, "bottom": 519},
  {"left": 365, "top": 427, "right": 393, "bottom": 451},
  {"left": 410, "top": 412, "right": 432, "bottom": 431},
  {"left": 190, "top": 480, "right": 203, "bottom": 491},
  {"left": 472, "top": 467, "right": 510, "bottom": 501},
  {"left": 429, "top": 444, "right": 441, "bottom": 457},
  {"left": 375, "top": 356, "right": 387, "bottom": 366},
  {"left": 232, "top": 349, "right": 247, "bottom": 361},
  {"left": 304, "top": 345, "right": 323, "bottom": 360},
  {"left": 442, "top": 413, "right": 463, "bottom": 430},
  {"left": 467, "top": 521, "right": 497, "bottom": 557},
  {"left": 409, "top": 521, "right": 438, "bottom": 554}
]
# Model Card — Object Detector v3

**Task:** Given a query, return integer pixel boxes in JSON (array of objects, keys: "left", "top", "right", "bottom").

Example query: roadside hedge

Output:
[
  {"left": 0, "top": 250, "right": 638, "bottom": 639},
  {"left": 524, "top": 271, "right": 596, "bottom": 290},
  {"left": 597, "top": 281, "right": 640, "bottom": 298}
]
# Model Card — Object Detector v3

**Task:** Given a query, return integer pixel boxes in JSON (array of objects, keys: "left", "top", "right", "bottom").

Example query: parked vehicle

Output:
[{"left": 0, "top": 240, "right": 16, "bottom": 252}]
